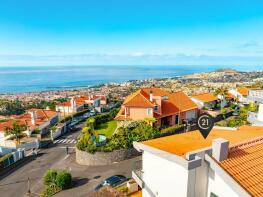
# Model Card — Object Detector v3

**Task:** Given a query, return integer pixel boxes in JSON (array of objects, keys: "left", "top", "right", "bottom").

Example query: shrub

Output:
[
  {"left": 160, "top": 124, "right": 184, "bottom": 136},
  {"left": 56, "top": 171, "right": 72, "bottom": 190},
  {"left": 72, "top": 109, "right": 89, "bottom": 118},
  {"left": 41, "top": 185, "right": 61, "bottom": 197},
  {"left": 42, "top": 169, "right": 72, "bottom": 197},
  {"left": 230, "top": 103, "right": 237, "bottom": 110},
  {"left": 227, "top": 118, "right": 240, "bottom": 127},
  {"left": 85, "top": 108, "right": 119, "bottom": 129},
  {"left": 43, "top": 169, "right": 58, "bottom": 186}
]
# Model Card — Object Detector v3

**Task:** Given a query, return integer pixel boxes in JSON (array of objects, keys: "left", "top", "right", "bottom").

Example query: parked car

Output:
[
  {"left": 83, "top": 113, "right": 90, "bottom": 119},
  {"left": 90, "top": 110, "right": 96, "bottom": 116},
  {"left": 94, "top": 175, "right": 127, "bottom": 191}
]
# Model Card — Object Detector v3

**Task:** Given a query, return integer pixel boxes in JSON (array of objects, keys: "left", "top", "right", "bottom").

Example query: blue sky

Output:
[{"left": 0, "top": 0, "right": 263, "bottom": 66}]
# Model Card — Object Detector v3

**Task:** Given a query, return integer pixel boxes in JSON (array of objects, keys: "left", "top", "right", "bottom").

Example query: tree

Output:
[
  {"left": 4, "top": 121, "right": 27, "bottom": 144},
  {"left": 214, "top": 87, "right": 228, "bottom": 108}
]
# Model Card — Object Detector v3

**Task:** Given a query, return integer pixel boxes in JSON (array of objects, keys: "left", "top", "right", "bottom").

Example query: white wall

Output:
[
  {"left": 142, "top": 151, "right": 190, "bottom": 197},
  {"left": 207, "top": 168, "right": 240, "bottom": 197},
  {"left": 191, "top": 98, "right": 205, "bottom": 108},
  {"left": 191, "top": 98, "right": 216, "bottom": 109},
  {"left": 229, "top": 89, "right": 247, "bottom": 103}
]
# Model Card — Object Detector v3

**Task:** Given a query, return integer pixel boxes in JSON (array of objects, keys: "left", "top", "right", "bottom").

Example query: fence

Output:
[{"left": 0, "top": 148, "right": 25, "bottom": 168}]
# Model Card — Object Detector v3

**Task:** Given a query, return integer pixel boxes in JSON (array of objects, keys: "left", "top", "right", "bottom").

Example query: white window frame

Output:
[{"left": 147, "top": 108, "right": 153, "bottom": 115}]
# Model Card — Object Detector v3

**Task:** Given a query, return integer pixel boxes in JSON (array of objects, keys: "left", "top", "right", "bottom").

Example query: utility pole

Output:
[{"left": 27, "top": 177, "right": 31, "bottom": 197}]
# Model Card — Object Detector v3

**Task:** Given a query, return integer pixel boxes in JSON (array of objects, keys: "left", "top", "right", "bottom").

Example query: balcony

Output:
[{"left": 132, "top": 160, "right": 144, "bottom": 188}]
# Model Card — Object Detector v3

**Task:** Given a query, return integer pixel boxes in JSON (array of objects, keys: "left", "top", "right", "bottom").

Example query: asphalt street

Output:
[
  {"left": 0, "top": 122, "right": 83, "bottom": 197},
  {"left": 0, "top": 121, "right": 141, "bottom": 197}
]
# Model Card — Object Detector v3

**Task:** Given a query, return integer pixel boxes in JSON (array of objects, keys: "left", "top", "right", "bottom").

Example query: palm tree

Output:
[
  {"left": 4, "top": 121, "right": 27, "bottom": 144},
  {"left": 214, "top": 87, "right": 228, "bottom": 109}
]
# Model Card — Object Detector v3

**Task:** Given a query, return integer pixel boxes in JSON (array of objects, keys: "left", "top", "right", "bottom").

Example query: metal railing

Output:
[{"left": 132, "top": 160, "right": 144, "bottom": 187}]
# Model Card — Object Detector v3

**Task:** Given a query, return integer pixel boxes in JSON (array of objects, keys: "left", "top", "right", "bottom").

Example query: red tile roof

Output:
[
  {"left": 237, "top": 87, "right": 249, "bottom": 96},
  {"left": 220, "top": 138, "right": 263, "bottom": 197},
  {"left": 0, "top": 109, "right": 58, "bottom": 132},
  {"left": 192, "top": 93, "right": 218, "bottom": 103},
  {"left": 58, "top": 95, "right": 107, "bottom": 107},
  {"left": 169, "top": 92, "right": 198, "bottom": 112},
  {"left": 116, "top": 88, "right": 197, "bottom": 120},
  {"left": 123, "top": 90, "right": 155, "bottom": 107}
]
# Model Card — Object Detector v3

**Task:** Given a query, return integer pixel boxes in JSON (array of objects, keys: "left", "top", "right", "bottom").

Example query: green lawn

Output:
[{"left": 94, "top": 120, "right": 117, "bottom": 138}]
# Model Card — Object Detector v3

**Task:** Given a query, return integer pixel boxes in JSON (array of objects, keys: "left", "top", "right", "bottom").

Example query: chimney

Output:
[
  {"left": 150, "top": 91, "right": 153, "bottom": 102},
  {"left": 29, "top": 111, "right": 37, "bottom": 125},
  {"left": 212, "top": 138, "right": 229, "bottom": 162}
]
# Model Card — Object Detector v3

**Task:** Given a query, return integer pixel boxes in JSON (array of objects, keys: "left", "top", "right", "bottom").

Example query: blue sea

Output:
[{"left": 0, "top": 65, "right": 262, "bottom": 93}]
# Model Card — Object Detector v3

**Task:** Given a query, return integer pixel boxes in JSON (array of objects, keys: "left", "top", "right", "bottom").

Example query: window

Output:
[
  {"left": 154, "top": 105, "right": 158, "bottom": 111},
  {"left": 147, "top": 108, "right": 153, "bottom": 115},
  {"left": 210, "top": 192, "right": 219, "bottom": 197}
]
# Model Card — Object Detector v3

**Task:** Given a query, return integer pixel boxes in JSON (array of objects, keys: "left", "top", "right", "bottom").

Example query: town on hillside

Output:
[{"left": 1, "top": 70, "right": 263, "bottom": 196}]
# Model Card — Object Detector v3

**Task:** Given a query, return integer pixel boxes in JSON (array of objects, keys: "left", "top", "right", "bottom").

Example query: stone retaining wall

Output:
[{"left": 76, "top": 148, "right": 139, "bottom": 166}]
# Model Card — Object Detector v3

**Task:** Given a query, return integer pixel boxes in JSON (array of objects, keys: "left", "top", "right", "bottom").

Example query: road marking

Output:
[{"left": 53, "top": 138, "right": 77, "bottom": 144}]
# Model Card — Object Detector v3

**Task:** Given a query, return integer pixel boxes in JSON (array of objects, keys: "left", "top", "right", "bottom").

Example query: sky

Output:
[{"left": 0, "top": 0, "right": 263, "bottom": 66}]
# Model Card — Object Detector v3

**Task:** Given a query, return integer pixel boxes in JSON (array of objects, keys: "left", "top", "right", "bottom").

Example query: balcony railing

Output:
[{"left": 132, "top": 160, "right": 144, "bottom": 188}]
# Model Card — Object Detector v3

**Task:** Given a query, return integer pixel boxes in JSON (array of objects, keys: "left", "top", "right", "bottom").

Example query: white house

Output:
[
  {"left": 229, "top": 87, "right": 249, "bottom": 103},
  {"left": 56, "top": 95, "right": 107, "bottom": 115},
  {"left": 191, "top": 93, "right": 219, "bottom": 109},
  {"left": 132, "top": 126, "right": 263, "bottom": 197}
]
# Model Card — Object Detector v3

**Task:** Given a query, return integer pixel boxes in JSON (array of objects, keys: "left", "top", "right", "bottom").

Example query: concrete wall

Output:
[
  {"left": 207, "top": 168, "right": 241, "bottom": 197},
  {"left": 0, "top": 140, "right": 38, "bottom": 150},
  {"left": 76, "top": 148, "right": 139, "bottom": 166}
]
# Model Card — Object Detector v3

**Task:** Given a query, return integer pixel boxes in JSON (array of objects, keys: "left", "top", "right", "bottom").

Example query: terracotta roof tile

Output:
[
  {"left": 120, "top": 88, "right": 197, "bottom": 118},
  {"left": 123, "top": 90, "right": 155, "bottom": 107},
  {"left": 237, "top": 87, "right": 249, "bottom": 96},
  {"left": 0, "top": 109, "right": 58, "bottom": 132},
  {"left": 220, "top": 140, "right": 263, "bottom": 197},
  {"left": 169, "top": 92, "right": 198, "bottom": 112},
  {"left": 192, "top": 93, "right": 218, "bottom": 103}
]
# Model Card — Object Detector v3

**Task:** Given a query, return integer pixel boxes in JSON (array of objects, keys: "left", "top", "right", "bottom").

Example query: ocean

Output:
[{"left": 0, "top": 65, "right": 262, "bottom": 93}]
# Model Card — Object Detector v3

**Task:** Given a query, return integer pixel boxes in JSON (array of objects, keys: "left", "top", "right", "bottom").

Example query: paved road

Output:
[
  {"left": 0, "top": 121, "right": 141, "bottom": 197},
  {"left": 0, "top": 122, "right": 84, "bottom": 197}
]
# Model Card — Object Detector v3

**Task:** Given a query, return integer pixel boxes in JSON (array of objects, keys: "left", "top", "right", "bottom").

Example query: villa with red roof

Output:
[
  {"left": 115, "top": 88, "right": 198, "bottom": 127},
  {"left": 191, "top": 92, "right": 220, "bottom": 109},
  {"left": 0, "top": 108, "right": 59, "bottom": 141}
]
